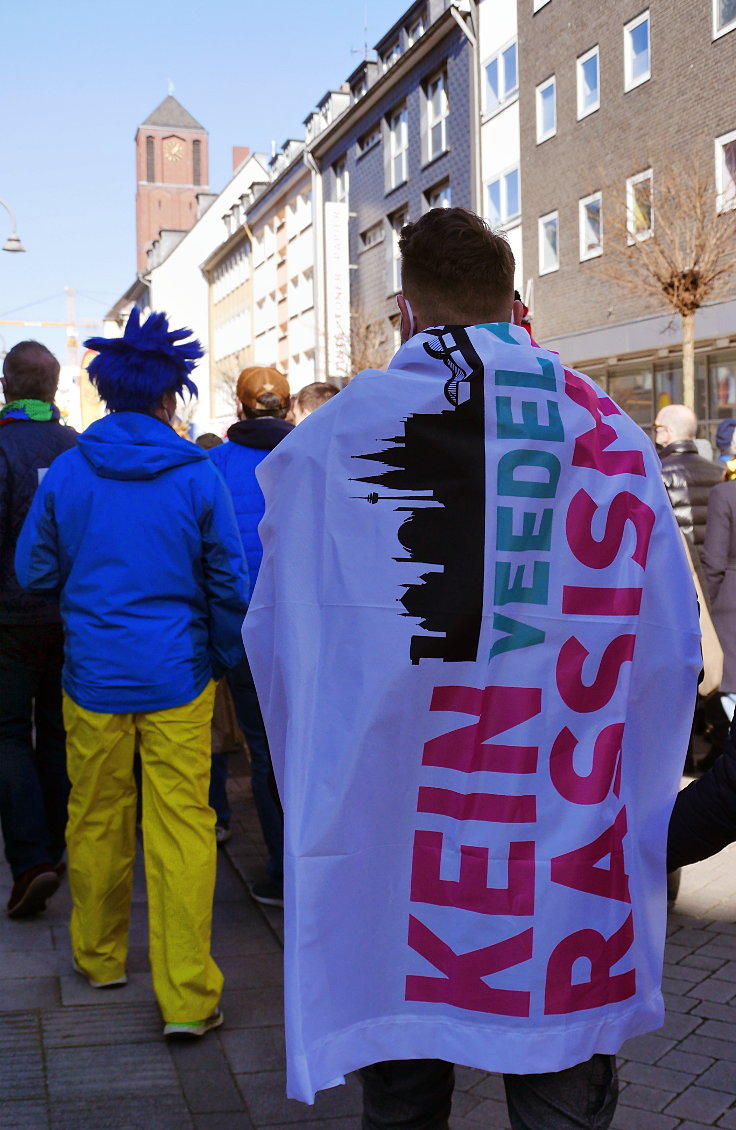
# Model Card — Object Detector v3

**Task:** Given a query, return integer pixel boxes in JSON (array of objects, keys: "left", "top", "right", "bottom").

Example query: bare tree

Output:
[
  {"left": 598, "top": 160, "right": 736, "bottom": 409},
  {"left": 214, "top": 348, "right": 250, "bottom": 417},
  {"left": 349, "top": 308, "right": 392, "bottom": 376}
]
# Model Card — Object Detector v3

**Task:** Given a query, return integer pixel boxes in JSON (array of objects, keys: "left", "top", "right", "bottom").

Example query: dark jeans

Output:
[
  {"left": 360, "top": 1055, "right": 618, "bottom": 1130},
  {"left": 227, "top": 654, "right": 283, "bottom": 880},
  {"left": 209, "top": 751, "right": 231, "bottom": 828},
  {"left": 0, "top": 623, "right": 69, "bottom": 878}
]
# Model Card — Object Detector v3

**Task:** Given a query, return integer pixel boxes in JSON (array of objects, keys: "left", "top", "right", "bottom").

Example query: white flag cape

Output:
[{"left": 244, "top": 323, "right": 701, "bottom": 1103}]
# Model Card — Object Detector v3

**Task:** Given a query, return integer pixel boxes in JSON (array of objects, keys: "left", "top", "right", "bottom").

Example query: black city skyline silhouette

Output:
[{"left": 353, "top": 326, "right": 485, "bottom": 664}]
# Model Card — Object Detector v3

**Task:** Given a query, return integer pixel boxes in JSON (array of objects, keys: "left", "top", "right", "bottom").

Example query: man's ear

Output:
[
  {"left": 397, "top": 294, "right": 415, "bottom": 343},
  {"left": 511, "top": 299, "right": 525, "bottom": 326}
]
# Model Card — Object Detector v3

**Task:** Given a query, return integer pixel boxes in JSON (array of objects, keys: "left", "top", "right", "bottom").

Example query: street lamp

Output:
[{"left": 0, "top": 199, "right": 25, "bottom": 253}]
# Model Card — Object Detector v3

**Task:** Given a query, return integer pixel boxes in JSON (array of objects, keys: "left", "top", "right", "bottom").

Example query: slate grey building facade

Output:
[{"left": 310, "top": 0, "right": 478, "bottom": 367}]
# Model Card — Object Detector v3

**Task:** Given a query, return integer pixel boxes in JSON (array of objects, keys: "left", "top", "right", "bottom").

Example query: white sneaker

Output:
[
  {"left": 163, "top": 1009, "right": 224, "bottom": 1039},
  {"left": 72, "top": 957, "right": 127, "bottom": 989}
]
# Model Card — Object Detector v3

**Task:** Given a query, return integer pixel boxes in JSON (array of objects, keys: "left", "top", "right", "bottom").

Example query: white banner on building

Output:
[{"left": 324, "top": 201, "right": 351, "bottom": 379}]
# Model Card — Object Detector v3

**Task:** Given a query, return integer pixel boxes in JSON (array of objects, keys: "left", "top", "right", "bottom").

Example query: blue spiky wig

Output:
[{"left": 83, "top": 307, "right": 203, "bottom": 412}]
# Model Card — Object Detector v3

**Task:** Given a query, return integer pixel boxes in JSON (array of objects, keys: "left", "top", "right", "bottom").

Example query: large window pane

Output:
[
  {"left": 503, "top": 43, "right": 518, "bottom": 96},
  {"left": 608, "top": 368, "right": 653, "bottom": 428},
  {"left": 718, "top": 0, "right": 736, "bottom": 31}
]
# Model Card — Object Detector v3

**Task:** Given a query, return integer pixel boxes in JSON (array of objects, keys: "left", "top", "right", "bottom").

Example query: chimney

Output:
[{"left": 232, "top": 146, "right": 251, "bottom": 172}]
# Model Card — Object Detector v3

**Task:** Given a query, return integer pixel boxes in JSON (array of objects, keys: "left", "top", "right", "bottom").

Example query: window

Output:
[
  {"left": 334, "top": 158, "right": 349, "bottom": 204},
  {"left": 624, "top": 11, "right": 650, "bottom": 91},
  {"left": 484, "top": 41, "right": 518, "bottom": 115},
  {"left": 407, "top": 15, "right": 425, "bottom": 45},
  {"left": 353, "top": 78, "right": 368, "bottom": 102},
  {"left": 388, "top": 209, "right": 408, "bottom": 292},
  {"left": 626, "top": 169, "right": 653, "bottom": 239},
  {"left": 714, "top": 0, "right": 736, "bottom": 37},
  {"left": 358, "top": 123, "right": 381, "bottom": 155},
  {"left": 487, "top": 168, "right": 520, "bottom": 226},
  {"left": 579, "top": 192, "right": 602, "bottom": 259},
  {"left": 536, "top": 76, "right": 556, "bottom": 142},
  {"left": 193, "top": 140, "right": 201, "bottom": 186},
  {"left": 533, "top": 0, "right": 552, "bottom": 8},
  {"left": 539, "top": 211, "right": 559, "bottom": 274},
  {"left": 387, "top": 106, "right": 408, "bottom": 189},
  {"left": 577, "top": 46, "right": 600, "bottom": 118},
  {"left": 381, "top": 40, "right": 401, "bottom": 71},
  {"left": 425, "top": 72, "right": 449, "bottom": 161},
  {"left": 146, "top": 136, "right": 155, "bottom": 182},
  {"left": 716, "top": 130, "right": 736, "bottom": 211},
  {"left": 425, "top": 180, "right": 452, "bottom": 210},
  {"left": 361, "top": 222, "right": 383, "bottom": 250}
]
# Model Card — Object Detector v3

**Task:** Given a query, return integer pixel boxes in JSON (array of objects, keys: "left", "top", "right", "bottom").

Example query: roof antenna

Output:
[
  {"left": 351, "top": 3, "right": 369, "bottom": 60},
  {"left": 167, "top": 77, "right": 175, "bottom": 96}
]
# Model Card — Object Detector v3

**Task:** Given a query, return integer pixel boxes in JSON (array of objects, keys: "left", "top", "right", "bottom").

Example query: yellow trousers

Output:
[{"left": 62, "top": 681, "right": 223, "bottom": 1023}]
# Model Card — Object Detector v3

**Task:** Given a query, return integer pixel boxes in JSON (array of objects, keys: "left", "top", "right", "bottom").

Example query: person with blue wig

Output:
[{"left": 15, "top": 308, "right": 249, "bottom": 1039}]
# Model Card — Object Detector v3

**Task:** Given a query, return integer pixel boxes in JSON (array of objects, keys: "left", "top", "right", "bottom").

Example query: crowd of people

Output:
[{"left": 1, "top": 205, "right": 736, "bottom": 1128}]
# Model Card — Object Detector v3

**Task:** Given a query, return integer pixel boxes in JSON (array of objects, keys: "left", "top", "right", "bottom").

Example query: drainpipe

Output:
[
  {"left": 304, "top": 149, "right": 325, "bottom": 381},
  {"left": 450, "top": 1, "right": 481, "bottom": 213}
]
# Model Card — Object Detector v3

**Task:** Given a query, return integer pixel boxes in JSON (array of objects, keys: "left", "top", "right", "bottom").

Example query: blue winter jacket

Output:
[
  {"left": 209, "top": 417, "right": 293, "bottom": 585},
  {"left": 15, "top": 412, "right": 250, "bottom": 714}
]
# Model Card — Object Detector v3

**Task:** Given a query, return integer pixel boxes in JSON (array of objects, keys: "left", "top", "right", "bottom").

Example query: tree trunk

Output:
[{"left": 682, "top": 311, "right": 696, "bottom": 411}]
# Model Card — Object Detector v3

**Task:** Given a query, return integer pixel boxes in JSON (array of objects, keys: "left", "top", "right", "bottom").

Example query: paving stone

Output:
[
  {"left": 611, "top": 1106, "right": 678, "bottom": 1130},
  {"left": 0, "top": 1013, "right": 39, "bottom": 1051},
  {"left": 217, "top": 952, "right": 284, "bottom": 988},
  {"left": 461, "top": 1072, "right": 505, "bottom": 1101},
  {"left": 235, "top": 1070, "right": 362, "bottom": 1125},
  {"left": 679, "top": 1034, "right": 736, "bottom": 1062},
  {"left": 668, "top": 928, "right": 718, "bottom": 950},
  {"left": 662, "top": 987, "right": 697, "bottom": 1012},
  {"left": 618, "top": 1058, "right": 696, "bottom": 1092},
  {"left": 0, "top": 1100, "right": 50, "bottom": 1128},
  {"left": 619, "top": 1032, "right": 675, "bottom": 1064},
  {"left": 0, "top": 977, "right": 59, "bottom": 1011},
  {"left": 687, "top": 977, "right": 736, "bottom": 1003},
  {"left": 664, "top": 1085, "right": 732, "bottom": 1122},
  {"left": 617, "top": 1082, "right": 671, "bottom": 1111},
  {"left": 193, "top": 1115, "right": 256, "bottom": 1130},
  {"left": 49, "top": 1095, "right": 194, "bottom": 1129},
  {"left": 655, "top": 1010, "right": 702, "bottom": 1040},
  {"left": 167, "top": 1031, "right": 228, "bottom": 1069},
  {"left": 689, "top": 998, "right": 736, "bottom": 1023},
  {"left": 661, "top": 961, "right": 708, "bottom": 984},
  {"left": 42, "top": 1002, "right": 161, "bottom": 1046},
  {"left": 220, "top": 1026, "right": 286, "bottom": 1073},
  {"left": 46, "top": 1041, "right": 180, "bottom": 1099},
  {"left": 690, "top": 1018, "right": 736, "bottom": 1042},
  {"left": 178, "top": 1066, "right": 246, "bottom": 1113},
  {"left": 696, "top": 1060, "right": 736, "bottom": 1094},
  {"left": 247, "top": 1122, "right": 359, "bottom": 1130},
  {"left": 709, "top": 960, "right": 736, "bottom": 981},
  {"left": 222, "top": 987, "right": 285, "bottom": 1029},
  {"left": 452, "top": 1096, "right": 510, "bottom": 1126},
  {"left": 657, "top": 1048, "right": 714, "bottom": 1075},
  {"left": 717, "top": 1105, "right": 736, "bottom": 1128},
  {"left": 680, "top": 953, "right": 728, "bottom": 972}
]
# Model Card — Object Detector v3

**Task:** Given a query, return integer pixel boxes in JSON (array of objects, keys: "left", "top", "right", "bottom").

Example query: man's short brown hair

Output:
[
  {"left": 399, "top": 207, "right": 515, "bottom": 326},
  {"left": 2, "top": 341, "right": 60, "bottom": 402}
]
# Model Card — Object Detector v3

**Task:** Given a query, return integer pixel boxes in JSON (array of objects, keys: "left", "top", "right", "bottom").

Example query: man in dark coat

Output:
[
  {"left": 0, "top": 341, "right": 77, "bottom": 917},
  {"left": 654, "top": 403, "right": 723, "bottom": 545}
]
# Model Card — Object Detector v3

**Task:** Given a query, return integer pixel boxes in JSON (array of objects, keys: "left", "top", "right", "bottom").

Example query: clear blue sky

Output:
[{"left": 0, "top": 0, "right": 405, "bottom": 362}]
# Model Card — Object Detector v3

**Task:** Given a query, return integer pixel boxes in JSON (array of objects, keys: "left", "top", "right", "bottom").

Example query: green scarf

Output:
[{"left": 0, "top": 399, "right": 59, "bottom": 425}]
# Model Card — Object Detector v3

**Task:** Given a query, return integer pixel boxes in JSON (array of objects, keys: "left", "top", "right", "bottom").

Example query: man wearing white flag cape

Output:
[{"left": 244, "top": 208, "right": 701, "bottom": 1129}]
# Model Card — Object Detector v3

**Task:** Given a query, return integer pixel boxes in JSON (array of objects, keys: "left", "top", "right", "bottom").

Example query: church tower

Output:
[{"left": 135, "top": 95, "right": 209, "bottom": 271}]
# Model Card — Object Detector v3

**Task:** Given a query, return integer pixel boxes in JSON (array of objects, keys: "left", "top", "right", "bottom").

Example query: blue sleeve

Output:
[
  {"left": 14, "top": 477, "right": 62, "bottom": 593},
  {"left": 200, "top": 467, "right": 251, "bottom": 675}
]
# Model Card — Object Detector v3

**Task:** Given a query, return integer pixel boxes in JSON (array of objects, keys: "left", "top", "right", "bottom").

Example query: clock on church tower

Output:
[{"left": 134, "top": 94, "right": 209, "bottom": 272}]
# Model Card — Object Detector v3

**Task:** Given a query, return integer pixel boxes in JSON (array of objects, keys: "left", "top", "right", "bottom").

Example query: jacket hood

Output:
[
  {"left": 77, "top": 411, "right": 207, "bottom": 480},
  {"left": 227, "top": 417, "right": 294, "bottom": 450}
]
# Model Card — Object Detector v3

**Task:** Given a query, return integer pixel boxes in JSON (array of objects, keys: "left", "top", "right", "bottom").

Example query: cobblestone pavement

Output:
[{"left": 1, "top": 769, "right": 734, "bottom": 1129}]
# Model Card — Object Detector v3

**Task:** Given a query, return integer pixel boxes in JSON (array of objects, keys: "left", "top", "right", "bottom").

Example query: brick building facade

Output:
[{"left": 518, "top": 0, "right": 736, "bottom": 439}]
